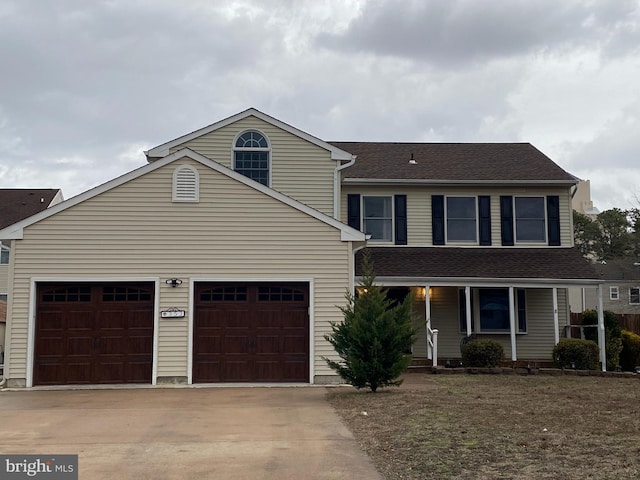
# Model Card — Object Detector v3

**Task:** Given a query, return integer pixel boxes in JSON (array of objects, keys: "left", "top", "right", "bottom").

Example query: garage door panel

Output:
[
  {"left": 223, "top": 360, "right": 253, "bottom": 382},
  {"left": 34, "top": 282, "right": 154, "bottom": 386},
  {"left": 282, "top": 336, "right": 307, "bottom": 354},
  {"left": 64, "top": 362, "right": 93, "bottom": 384},
  {"left": 194, "top": 282, "right": 309, "bottom": 383}
]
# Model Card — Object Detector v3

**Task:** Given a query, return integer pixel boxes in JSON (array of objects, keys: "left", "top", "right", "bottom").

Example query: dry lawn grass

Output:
[{"left": 327, "top": 373, "right": 640, "bottom": 479}]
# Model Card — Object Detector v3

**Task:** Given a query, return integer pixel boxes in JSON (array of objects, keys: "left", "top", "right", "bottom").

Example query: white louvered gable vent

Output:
[{"left": 173, "top": 165, "right": 199, "bottom": 202}]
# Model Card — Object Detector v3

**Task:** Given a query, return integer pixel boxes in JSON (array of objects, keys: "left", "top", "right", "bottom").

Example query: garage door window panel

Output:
[
  {"left": 200, "top": 286, "right": 248, "bottom": 302},
  {"left": 41, "top": 285, "right": 92, "bottom": 302}
]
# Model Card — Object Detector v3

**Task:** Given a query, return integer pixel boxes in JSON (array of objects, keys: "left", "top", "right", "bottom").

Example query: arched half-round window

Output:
[
  {"left": 233, "top": 130, "right": 270, "bottom": 186},
  {"left": 172, "top": 165, "right": 199, "bottom": 202}
]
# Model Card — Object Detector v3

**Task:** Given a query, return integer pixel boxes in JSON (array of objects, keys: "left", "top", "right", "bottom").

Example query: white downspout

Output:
[
  {"left": 509, "top": 287, "right": 517, "bottom": 362},
  {"left": 552, "top": 287, "right": 560, "bottom": 345},
  {"left": 333, "top": 155, "right": 357, "bottom": 220},
  {"left": 465, "top": 286, "right": 472, "bottom": 336}
]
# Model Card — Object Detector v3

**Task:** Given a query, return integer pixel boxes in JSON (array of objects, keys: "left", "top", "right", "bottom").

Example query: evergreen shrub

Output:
[
  {"left": 620, "top": 330, "right": 640, "bottom": 371},
  {"left": 552, "top": 338, "right": 599, "bottom": 370},
  {"left": 461, "top": 339, "right": 504, "bottom": 368}
]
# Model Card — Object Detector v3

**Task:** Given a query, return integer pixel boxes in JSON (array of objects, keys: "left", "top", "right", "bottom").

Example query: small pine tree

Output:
[{"left": 324, "top": 250, "right": 416, "bottom": 392}]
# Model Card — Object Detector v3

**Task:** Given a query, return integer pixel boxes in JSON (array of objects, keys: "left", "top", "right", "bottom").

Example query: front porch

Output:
[{"left": 356, "top": 247, "right": 606, "bottom": 370}]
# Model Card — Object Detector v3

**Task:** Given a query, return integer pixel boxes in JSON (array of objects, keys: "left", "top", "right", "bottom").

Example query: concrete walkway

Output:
[{"left": 0, "top": 387, "right": 382, "bottom": 480}]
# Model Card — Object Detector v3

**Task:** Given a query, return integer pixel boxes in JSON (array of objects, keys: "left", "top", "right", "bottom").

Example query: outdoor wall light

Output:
[{"left": 165, "top": 278, "right": 183, "bottom": 288}]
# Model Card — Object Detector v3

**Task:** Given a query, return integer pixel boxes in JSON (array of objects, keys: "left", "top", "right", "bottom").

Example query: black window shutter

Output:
[
  {"left": 547, "top": 195, "right": 561, "bottom": 246},
  {"left": 517, "top": 289, "right": 527, "bottom": 332},
  {"left": 347, "top": 194, "right": 361, "bottom": 230},
  {"left": 432, "top": 195, "right": 444, "bottom": 245},
  {"left": 500, "top": 196, "right": 514, "bottom": 246},
  {"left": 394, "top": 195, "right": 408, "bottom": 245},
  {"left": 478, "top": 195, "right": 491, "bottom": 246}
]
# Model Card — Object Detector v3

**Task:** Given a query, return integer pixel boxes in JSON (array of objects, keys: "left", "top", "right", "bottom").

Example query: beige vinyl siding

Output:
[
  {"left": 7, "top": 158, "right": 350, "bottom": 382},
  {"left": 428, "top": 286, "right": 568, "bottom": 361},
  {"left": 0, "top": 264, "right": 8, "bottom": 293},
  {"left": 515, "top": 288, "right": 562, "bottom": 358},
  {"left": 171, "top": 116, "right": 336, "bottom": 216},
  {"left": 429, "top": 287, "right": 463, "bottom": 359},
  {"left": 342, "top": 185, "right": 572, "bottom": 247}
]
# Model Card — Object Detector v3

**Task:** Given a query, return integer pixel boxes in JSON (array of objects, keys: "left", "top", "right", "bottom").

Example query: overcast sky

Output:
[{"left": 1, "top": 0, "right": 639, "bottom": 210}]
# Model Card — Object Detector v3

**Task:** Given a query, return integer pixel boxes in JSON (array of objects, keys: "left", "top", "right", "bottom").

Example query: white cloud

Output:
[{"left": 0, "top": 0, "right": 639, "bottom": 212}]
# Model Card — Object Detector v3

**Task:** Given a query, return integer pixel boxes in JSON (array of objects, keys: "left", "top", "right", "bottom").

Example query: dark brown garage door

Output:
[
  {"left": 193, "top": 282, "right": 309, "bottom": 383},
  {"left": 34, "top": 282, "right": 154, "bottom": 386}
]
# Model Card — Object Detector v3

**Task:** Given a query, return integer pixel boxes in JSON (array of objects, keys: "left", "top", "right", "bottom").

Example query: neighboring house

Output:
[
  {"left": 0, "top": 189, "right": 63, "bottom": 365},
  {"left": 582, "top": 259, "right": 640, "bottom": 315},
  {"left": 0, "top": 108, "right": 604, "bottom": 388}
]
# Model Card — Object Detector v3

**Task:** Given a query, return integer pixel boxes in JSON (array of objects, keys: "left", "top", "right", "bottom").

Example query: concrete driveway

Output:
[{"left": 0, "top": 386, "right": 382, "bottom": 480}]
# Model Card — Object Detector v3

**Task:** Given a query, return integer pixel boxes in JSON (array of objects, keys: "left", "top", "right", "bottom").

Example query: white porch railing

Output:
[{"left": 427, "top": 327, "right": 439, "bottom": 367}]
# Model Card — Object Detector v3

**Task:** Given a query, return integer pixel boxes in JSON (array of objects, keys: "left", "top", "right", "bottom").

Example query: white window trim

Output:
[
  {"left": 610, "top": 286, "right": 620, "bottom": 301},
  {"left": 513, "top": 195, "right": 548, "bottom": 245},
  {"left": 0, "top": 243, "right": 9, "bottom": 265},
  {"left": 231, "top": 129, "right": 272, "bottom": 187},
  {"left": 445, "top": 195, "right": 478, "bottom": 245},
  {"left": 630, "top": 286, "right": 640, "bottom": 305},
  {"left": 361, "top": 195, "right": 394, "bottom": 244},
  {"left": 172, "top": 165, "right": 200, "bottom": 202}
]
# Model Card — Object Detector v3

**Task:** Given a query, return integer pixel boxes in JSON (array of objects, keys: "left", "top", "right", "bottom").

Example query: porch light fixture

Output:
[
  {"left": 416, "top": 287, "right": 427, "bottom": 300},
  {"left": 165, "top": 278, "right": 183, "bottom": 288}
]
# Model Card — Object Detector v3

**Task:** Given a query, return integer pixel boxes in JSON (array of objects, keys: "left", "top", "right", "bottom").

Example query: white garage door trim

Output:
[
  {"left": 188, "top": 277, "right": 315, "bottom": 385},
  {"left": 26, "top": 277, "right": 160, "bottom": 388}
]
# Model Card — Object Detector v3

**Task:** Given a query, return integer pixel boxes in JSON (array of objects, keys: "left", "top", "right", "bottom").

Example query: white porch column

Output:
[
  {"left": 509, "top": 287, "right": 517, "bottom": 361},
  {"left": 425, "top": 285, "right": 432, "bottom": 360},
  {"left": 552, "top": 287, "right": 560, "bottom": 345},
  {"left": 597, "top": 285, "right": 606, "bottom": 372},
  {"left": 465, "top": 286, "right": 472, "bottom": 336}
]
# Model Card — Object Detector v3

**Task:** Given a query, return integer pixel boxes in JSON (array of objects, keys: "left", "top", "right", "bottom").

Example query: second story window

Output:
[
  {"left": 446, "top": 197, "right": 477, "bottom": 243},
  {"left": 363, "top": 196, "right": 393, "bottom": 242},
  {"left": 514, "top": 197, "right": 546, "bottom": 243},
  {"left": 234, "top": 130, "right": 270, "bottom": 186}
]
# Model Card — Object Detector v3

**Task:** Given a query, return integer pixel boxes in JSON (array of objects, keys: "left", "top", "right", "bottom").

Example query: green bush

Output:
[
  {"left": 552, "top": 338, "right": 599, "bottom": 370},
  {"left": 461, "top": 339, "right": 504, "bottom": 368},
  {"left": 620, "top": 330, "right": 640, "bottom": 371},
  {"left": 581, "top": 309, "right": 622, "bottom": 369}
]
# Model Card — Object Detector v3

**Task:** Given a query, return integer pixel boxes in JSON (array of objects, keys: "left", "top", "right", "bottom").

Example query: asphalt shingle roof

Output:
[
  {"left": 356, "top": 247, "right": 599, "bottom": 281},
  {"left": 329, "top": 142, "right": 576, "bottom": 182},
  {"left": 593, "top": 258, "right": 640, "bottom": 281},
  {"left": 0, "top": 189, "right": 60, "bottom": 230}
]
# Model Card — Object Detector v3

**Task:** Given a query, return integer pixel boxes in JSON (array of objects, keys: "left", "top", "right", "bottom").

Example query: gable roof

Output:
[
  {"left": 330, "top": 142, "right": 577, "bottom": 184},
  {"left": 0, "top": 149, "right": 366, "bottom": 242},
  {"left": 145, "top": 107, "right": 354, "bottom": 161},
  {"left": 0, "top": 189, "right": 63, "bottom": 230},
  {"left": 356, "top": 247, "right": 600, "bottom": 284}
]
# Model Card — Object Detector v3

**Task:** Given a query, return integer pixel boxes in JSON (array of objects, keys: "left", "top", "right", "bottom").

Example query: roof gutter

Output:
[
  {"left": 355, "top": 276, "right": 603, "bottom": 287},
  {"left": 333, "top": 155, "right": 357, "bottom": 219},
  {"left": 342, "top": 178, "right": 578, "bottom": 186}
]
